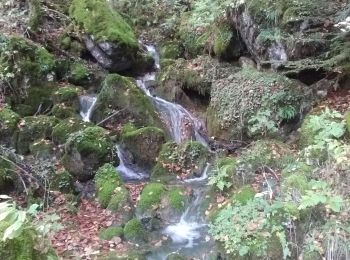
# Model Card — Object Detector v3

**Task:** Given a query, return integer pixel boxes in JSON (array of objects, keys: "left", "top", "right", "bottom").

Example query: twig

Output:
[{"left": 96, "top": 108, "right": 126, "bottom": 126}]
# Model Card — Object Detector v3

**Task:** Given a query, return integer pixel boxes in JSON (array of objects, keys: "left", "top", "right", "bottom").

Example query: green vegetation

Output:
[
  {"left": 138, "top": 183, "right": 165, "bottom": 211},
  {"left": 0, "top": 106, "right": 20, "bottom": 146},
  {"left": 99, "top": 226, "right": 124, "bottom": 240},
  {"left": 95, "top": 163, "right": 124, "bottom": 208},
  {"left": 69, "top": 0, "right": 137, "bottom": 47},
  {"left": 123, "top": 218, "right": 146, "bottom": 243},
  {"left": 51, "top": 170, "right": 74, "bottom": 193},
  {"left": 52, "top": 117, "right": 91, "bottom": 144},
  {"left": 168, "top": 188, "right": 186, "bottom": 211}
]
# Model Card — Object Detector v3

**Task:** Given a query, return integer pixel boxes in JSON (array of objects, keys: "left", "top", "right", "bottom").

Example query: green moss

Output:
[
  {"left": 69, "top": 0, "right": 137, "bottom": 47},
  {"left": 160, "top": 42, "right": 183, "bottom": 59},
  {"left": 152, "top": 141, "right": 208, "bottom": 182},
  {"left": 122, "top": 126, "right": 166, "bottom": 167},
  {"left": 166, "top": 253, "right": 186, "bottom": 260},
  {"left": 51, "top": 104, "right": 77, "bottom": 119},
  {"left": 345, "top": 111, "right": 350, "bottom": 134},
  {"left": 52, "top": 86, "right": 81, "bottom": 107},
  {"left": 51, "top": 170, "right": 74, "bottom": 193},
  {"left": 16, "top": 115, "right": 59, "bottom": 154},
  {"left": 231, "top": 186, "right": 255, "bottom": 205},
  {"left": 282, "top": 173, "right": 308, "bottom": 195},
  {"left": 107, "top": 187, "right": 129, "bottom": 211},
  {"left": 168, "top": 188, "right": 186, "bottom": 211},
  {"left": 138, "top": 183, "right": 165, "bottom": 211},
  {"left": 0, "top": 106, "right": 20, "bottom": 146},
  {"left": 99, "top": 226, "right": 124, "bottom": 240},
  {"left": 68, "top": 126, "right": 112, "bottom": 159},
  {"left": 14, "top": 85, "right": 57, "bottom": 117},
  {"left": 0, "top": 221, "right": 58, "bottom": 260},
  {"left": 0, "top": 158, "right": 14, "bottom": 192},
  {"left": 281, "top": 162, "right": 313, "bottom": 178},
  {"left": 92, "top": 74, "right": 161, "bottom": 127},
  {"left": 0, "top": 35, "right": 55, "bottom": 89},
  {"left": 95, "top": 163, "right": 123, "bottom": 208},
  {"left": 52, "top": 117, "right": 91, "bottom": 144},
  {"left": 123, "top": 218, "right": 146, "bottom": 243},
  {"left": 29, "top": 139, "right": 54, "bottom": 159},
  {"left": 28, "top": 0, "right": 42, "bottom": 31},
  {"left": 68, "top": 62, "right": 90, "bottom": 85}
]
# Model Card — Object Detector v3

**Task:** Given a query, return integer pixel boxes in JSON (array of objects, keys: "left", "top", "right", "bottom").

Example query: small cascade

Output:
[
  {"left": 115, "top": 145, "right": 148, "bottom": 181},
  {"left": 79, "top": 95, "right": 97, "bottom": 122},
  {"left": 136, "top": 46, "right": 208, "bottom": 147}
]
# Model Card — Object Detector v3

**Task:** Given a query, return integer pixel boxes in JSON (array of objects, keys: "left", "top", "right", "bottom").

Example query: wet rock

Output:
[
  {"left": 91, "top": 74, "right": 162, "bottom": 128},
  {"left": 122, "top": 126, "right": 166, "bottom": 168},
  {"left": 61, "top": 126, "right": 114, "bottom": 181}
]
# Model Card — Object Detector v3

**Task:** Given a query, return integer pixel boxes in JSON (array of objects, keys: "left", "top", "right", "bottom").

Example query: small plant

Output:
[
  {"left": 248, "top": 109, "right": 278, "bottom": 136},
  {"left": 208, "top": 158, "right": 236, "bottom": 191}
]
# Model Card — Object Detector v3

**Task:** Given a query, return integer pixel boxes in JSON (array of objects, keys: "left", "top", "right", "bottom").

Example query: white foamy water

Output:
[{"left": 79, "top": 95, "right": 97, "bottom": 122}]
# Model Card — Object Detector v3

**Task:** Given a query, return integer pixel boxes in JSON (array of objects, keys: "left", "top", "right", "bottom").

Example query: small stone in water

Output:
[{"left": 205, "top": 235, "right": 211, "bottom": 242}]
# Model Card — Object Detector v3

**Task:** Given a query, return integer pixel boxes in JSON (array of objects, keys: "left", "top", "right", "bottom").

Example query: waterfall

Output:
[{"left": 79, "top": 95, "right": 97, "bottom": 122}]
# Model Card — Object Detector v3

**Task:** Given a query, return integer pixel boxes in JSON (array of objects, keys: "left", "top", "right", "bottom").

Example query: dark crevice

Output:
[{"left": 285, "top": 68, "right": 327, "bottom": 85}]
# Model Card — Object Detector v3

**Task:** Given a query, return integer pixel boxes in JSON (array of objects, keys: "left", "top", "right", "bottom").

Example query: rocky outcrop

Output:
[{"left": 69, "top": 0, "right": 154, "bottom": 73}]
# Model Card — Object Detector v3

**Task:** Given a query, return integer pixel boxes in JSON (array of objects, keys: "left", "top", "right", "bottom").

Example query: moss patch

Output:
[
  {"left": 168, "top": 188, "right": 186, "bottom": 211},
  {"left": 95, "top": 163, "right": 123, "bottom": 208},
  {"left": 69, "top": 0, "right": 137, "bottom": 47},
  {"left": 0, "top": 105, "right": 20, "bottom": 146},
  {"left": 99, "top": 226, "right": 124, "bottom": 240},
  {"left": 123, "top": 218, "right": 146, "bottom": 243},
  {"left": 51, "top": 104, "right": 77, "bottom": 119},
  {"left": 52, "top": 85, "right": 82, "bottom": 109},
  {"left": 52, "top": 117, "right": 92, "bottom": 144},
  {"left": 231, "top": 185, "right": 255, "bottom": 205},
  {"left": 51, "top": 169, "right": 74, "bottom": 193},
  {"left": 138, "top": 183, "right": 165, "bottom": 211},
  {"left": 67, "top": 62, "right": 90, "bottom": 85}
]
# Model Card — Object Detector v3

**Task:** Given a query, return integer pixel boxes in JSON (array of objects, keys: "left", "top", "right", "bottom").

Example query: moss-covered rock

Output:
[
  {"left": 67, "top": 62, "right": 91, "bottom": 86},
  {"left": 152, "top": 141, "right": 209, "bottom": 182},
  {"left": 99, "top": 226, "right": 124, "bottom": 241},
  {"left": 16, "top": 115, "right": 59, "bottom": 154},
  {"left": 230, "top": 185, "right": 255, "bottom": 205},
  {"left": 208, "top": 68, "right": 306, "bottom": 140},
  {"left": 123, "top": 218, "right": 146, "bottom": 243},
  {"left": 95, "top": 163, "right": 124, "bottom": 208},
  {"left": 29, "top": 139, "right": 54, "bottom": 159},
  {"left": 0, "top": 221, "right": 58, "bottom": 260},
  {"left": 51, "top": 104, "right": 77, "bottom": 119},
  {"left": 62, "top": 127, "right": 114, "bottom": 181},
  {"left": 137, "top": 183, "right": 165, "bottom": 212},
  {"left": 160, "top": 42, "right": 183, "bottom": 59},
  {"left": 0, "top": 157, "right": 14, "bottom": 193},
  {"left": 0, "top": 35, "right": 56, "bottom": 100},
  {"left": 346, "top": 111, "right": 350, "bottom": 134},
  {"left": 167, "top": 187, "right": 186, "bottom": 211},
  {"left": 13, "top": 85, "right": 57, "bottom": 117},
  {"left": 0, "top": 106, "right": 20, "bottom": 147},
  {"left": 52, "top": 117, "right": 92, "bottom": 145},
  {"left": 51, "top": 169, "right": 74, "bottom": 193},
  {"left": 91, "top": 74, "right": 161, "bottom": 128},
  {"left": 122, "top": 126, "right": 166, "bottom": 168},
  {"left": 166, "top": 253, "right": 186, "bottom": 260},
  {"left": 52, "top": 85, "right": 82, "bottom": 111},
  {"left": 69, "top": 0, "right": 137, "bottom": 48}
]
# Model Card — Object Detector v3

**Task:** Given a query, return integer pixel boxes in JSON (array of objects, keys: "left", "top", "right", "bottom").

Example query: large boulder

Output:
[
  {"left": 52, "top": 117, "right": 92, "bottom": 145},
  {"left": 16, "top": 115, "right": 59, "bottom": 154},
  {"left": 207, "top": 68, "right": 308, "bottom": 140},
  {"left": 69, "top": 0, "right": 153, "bottom": 73},
  {"left": 91, "top": 74, "right": 162, "bottom": 128},
  {"left": 152, "top": 141, "right": 209, "bottom": 183},
  {"left": 121, "top": 126, "right": 166, "bottom": 168},
  {"left": 62, "top": 126, "right": 114, "bottom": 181}
]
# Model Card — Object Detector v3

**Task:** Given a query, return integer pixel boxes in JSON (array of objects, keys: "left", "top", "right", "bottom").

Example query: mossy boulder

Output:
[
  {"left": 0, "top": 221, "right": 58, "bottom": 260},
  {"left": 29, "top": 139, "right": 55, "bottom": 159},
  {"left": 94, "top": 163, "right": 126, "bottom": 208},
  {"left": 122, "top": 127, "right": 166, "bottom": 168},
  {"left": 99, "top": 226, "right": 124, "bottom": 241},
  {"left": 152, "top": 141, "right": 209, "bottom": 182},
  {"left": 160, "top": 42, "right": 183, "bottom": 59},
  {"left": 208, "top": 68, "right": 306, "bottom": 140},
  {"left": 52, "top": 117, "right": 92, "bottom": 145},
  {"left": 0, "top": 157, "right": 14, "bottom": 193},
  {"left": 123, "top": 218, "right": 146, "bottom": 243},
  {"left": 62, "top": 127, "right": 114, "bottom": 181},
  {"left": 230, "top": 185, "right": 255, "bottom": 205},
  {"left": 52, "top": 85, "right": 82, "bottom": 111},
  {"left": 346, "top": 111, "right": 350, "bottom": 134},
  {"left": 13, "top": 85, "right": 57, "bottom": 117},
  {"left": 69, "top": 0, "right": 152, "bottom": 73},
  {"left": 91, "top": 74, "right": 161, "bottom": 128},
  {"left": 51, "top": 104, "right": 77, "bottom": 119},
  {"left": 137, "top": 183, "right": 165, "bottom": 212},
  {"left": 51, "top": 169, "right": 74, "bottom": 193},
  {"left": 166, "top": 253, "right": 186, "bottom": 260},
  {"left": 67, "top": 62, "right": 91, "bottom": 86},
  {"left": 16, "top": 115, "right": 59, "bottom": 154},
  {"left": 0, "top": 35, "right": 56, "bottom": 96},
  {"left": 0, "top": 106, "right": 20, "bottom": 147}
]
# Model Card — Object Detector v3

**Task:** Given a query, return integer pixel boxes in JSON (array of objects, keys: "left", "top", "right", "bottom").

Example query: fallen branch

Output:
[{"left": 96, "top": 108, "right": 126, "bottom": 126}]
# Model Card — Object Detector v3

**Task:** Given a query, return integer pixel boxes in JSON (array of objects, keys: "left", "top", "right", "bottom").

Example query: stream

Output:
[{"left": 79, "top": 45, "right": 215, "bottom": 259}]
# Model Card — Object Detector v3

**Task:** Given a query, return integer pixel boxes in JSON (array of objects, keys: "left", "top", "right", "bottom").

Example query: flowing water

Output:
[
  {"left": 79, "top": 45, "right": 215, "bottom": 259},
  {"left": 79, "top": 95, "right": 97, "bottom": 122}
]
